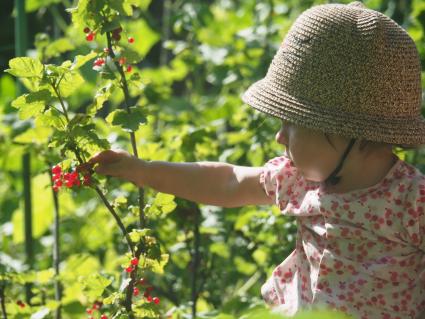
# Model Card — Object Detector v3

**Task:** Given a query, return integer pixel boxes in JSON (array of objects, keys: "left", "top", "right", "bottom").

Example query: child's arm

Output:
[{"left": 80, "top": 149, "right": 274, "bottom": 208}]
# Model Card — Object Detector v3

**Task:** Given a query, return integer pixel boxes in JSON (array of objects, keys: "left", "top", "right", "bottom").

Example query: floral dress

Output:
[{"left": 259, "top": 154, "right": 425, "bottom": 319}]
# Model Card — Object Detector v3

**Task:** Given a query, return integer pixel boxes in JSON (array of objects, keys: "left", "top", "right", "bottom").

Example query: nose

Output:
[{"left": 275, "top": 125, "right": 288, "bottom": 145}]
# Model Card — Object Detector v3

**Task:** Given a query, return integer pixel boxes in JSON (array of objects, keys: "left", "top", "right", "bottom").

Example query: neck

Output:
[{"left": 322, "top": 150, "right": 398, "bottom": 194}]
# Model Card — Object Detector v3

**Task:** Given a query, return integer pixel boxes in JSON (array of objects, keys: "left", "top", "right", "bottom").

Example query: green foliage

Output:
[{"left": 1, "top": 0, "right": 424, "bottom": 318}]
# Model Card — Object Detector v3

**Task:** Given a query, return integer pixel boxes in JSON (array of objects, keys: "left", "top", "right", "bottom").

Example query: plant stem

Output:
[
  {"left": 48, "top": 164, "right": 63, "bottom": 319},
  {"left": 0, "top": 282, "right": 7, "bottom": 319},
  {"left": 51, "top": 84, "right": 136, "bottom": 255},
  {"left": 191, "top": 206, "right": 201, "bottom": 319},
  {"left": 105, "top": 31, "right": 146, "bottom": 231}
]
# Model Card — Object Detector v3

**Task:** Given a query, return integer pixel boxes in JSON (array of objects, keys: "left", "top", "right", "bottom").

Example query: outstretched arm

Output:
[{"left": 80, "top": 149, "right": 274, "bottom": 208}]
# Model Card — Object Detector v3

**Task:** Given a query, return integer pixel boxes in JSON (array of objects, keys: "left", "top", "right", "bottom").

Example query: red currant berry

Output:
[
  {"left": 118, "top": 57, "right": 126, "bottom": 65},
  {"left": 100, "top": 315, "right": 108, "bottom": 319},
  {"left": 131, "top": 257, "right": 139, "bottom": 266},
  {"left": 52, "top": 173, "right": 61, "bottom": 181},
  {"left": 86, "top": 32, "right": 95, "bottom": 41},
  {"left": 138, "top": 278, "right": 147, "bottom": 285},
  {"left": 146, "top": 295, "right": 153, "bottom": 303},
  {"left": 86, "top": 308, "right": 93, "bottom": 315},
  {"left": 125, "top": 266, "right": 133, "bottom": 273},
  {"left": 53, "top": 185, "right": 60, "bottom": 192},
  {"left": 126, "top": 65, "right": 132, "bottom": 73},
  {"left": 128, "top": 37, "right": 134, "bottom": 43},
  {"left": 52, "top": 165, "right": 61, "bottom": 174},
  {"left": 70, "top": 171, "right": 79, "bottom": 180},
  {"left": 153, "top": 297, "right": 160, "bottom": 304},
  {"left": 133, "top": 287, "right": 139, "bottom": 296},
  {"left": 84, "top": 27, "right": 91, "bottom": 34},
  {"left": 55, "top": 180, "right": 63, "bottom": 187},
  {"left": 66, "top": 180, "right": 73, "bottom": 188}
]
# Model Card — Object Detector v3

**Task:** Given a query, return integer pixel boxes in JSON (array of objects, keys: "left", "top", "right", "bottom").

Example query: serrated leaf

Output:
[
  {"left": 79, "top": 273, "right": 112, "bottom": 299},
  {"left": 11, "top": 89, "right": 51, "bottom": 120},
  {"left": 88, "top": 82, "right": 115, "bottom": 115},
  {"left": 57, "top": 70, "right": 84, "bottom": 97},
  {"left": 35, "top": 108, "right": 66, "bottom": 131},
  {"left": 106, "top": 106, "right": 147, "bottom": 132},
  {"left": 5, "top": 57, "right": 44, "bottom": 78}
]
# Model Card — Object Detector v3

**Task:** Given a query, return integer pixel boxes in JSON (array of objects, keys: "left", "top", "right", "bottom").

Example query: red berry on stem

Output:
[
  {"left": 55, "top": 180, "right": 63, "bottom": 187},
  {"left": 128, "top": 37, "right": 134, "bottom": 43},
  {"left": 133, "top": 287, "right": 139, "bottom": 296},
  {"left": 86, "top": 308, "right": 93, "bottom": 314},
  {"left": 53, "top": 185, "right": 60, "bottom": 192},
  {"left": 118, "top": 57, "right": 126, "bottom": 65},
  {"left": 86, "top": 32, "right": 95, "bottom": 41},
  {"left": 126, "top": 65, "right": 132, "bottom": 73},
  {"left": 52, "top": 165, "right": 61, "bottom": 174},
  {"left": 138, "top": 278, "right": 146, "bottom": 285},
  {"left": 125, "top": 266, "right": 133, "bottom": 273},
  {"left": 153, "top": 297, "right": 160, "bottom": 304},
  {"left": 146, "top": 295, "right": 153, "bottom": 303},
  {"left": 84, "top": 27, "right": 91, "bottom": 33},
  {"left": 131, "top": 257, "right": 139, "bottom": 266},
  {"left": 100, "top": 315, "right": 108, "bottom": 319}
]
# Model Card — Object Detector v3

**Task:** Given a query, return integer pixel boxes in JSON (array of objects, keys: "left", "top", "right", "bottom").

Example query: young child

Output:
[{"left": 80, "top": 2, "right": 425, "bottom": 318}]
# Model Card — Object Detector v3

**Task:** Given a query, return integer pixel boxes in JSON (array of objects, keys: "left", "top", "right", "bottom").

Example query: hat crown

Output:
[
  {"left": 242, "top": 2, "right": 425, "bottom": 146},
  {"left": 268, "top": 2, "right": 421, "bottom": 118}
]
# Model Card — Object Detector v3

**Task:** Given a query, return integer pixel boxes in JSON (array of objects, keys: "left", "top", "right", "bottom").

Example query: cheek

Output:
[{"left": 290, "top": 139, "right": 330, "bottom": 181}]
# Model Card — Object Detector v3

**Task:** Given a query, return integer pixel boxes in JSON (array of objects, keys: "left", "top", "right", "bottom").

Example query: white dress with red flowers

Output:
[{"left": 259, "top": 155, "right": 425, "bottom": 319}]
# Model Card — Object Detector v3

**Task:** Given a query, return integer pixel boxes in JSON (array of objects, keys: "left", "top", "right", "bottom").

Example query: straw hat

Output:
[{"left": 242, "top": 1, "right": 425, "bottom": 146}]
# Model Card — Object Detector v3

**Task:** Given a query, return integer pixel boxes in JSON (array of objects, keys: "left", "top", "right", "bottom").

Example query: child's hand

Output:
[{"left": 77, "top": 149, "right": 143, "bottom": 185}]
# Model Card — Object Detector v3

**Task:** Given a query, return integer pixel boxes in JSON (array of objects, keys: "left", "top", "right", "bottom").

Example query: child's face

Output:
[{"left": 275, "top": 119, "right": 345, "bottom": 182}]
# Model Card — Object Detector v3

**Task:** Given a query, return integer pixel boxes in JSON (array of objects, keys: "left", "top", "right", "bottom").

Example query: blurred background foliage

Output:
[{"left": 0, "top": 0, "right": 424, "bottom": 318}]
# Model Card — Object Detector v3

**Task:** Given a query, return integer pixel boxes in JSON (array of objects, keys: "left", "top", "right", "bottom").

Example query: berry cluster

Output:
[
  {"left": 84, "top": 27, "right": 96, "bottom": 42},
  {"left": 124, "top": 258, "right": 160, "bottom": 304},
  {"left": 51, "top": 165, "right": 91, "bottom": 192},
  {"left": 135, "top": 278, "right": 160, "bottom": 304},
  {"left": 16, "top": 300, "right": 25, "bottom": 308},
  {"left": 86, "top": 300, "right": 107, "bottom": 319}
]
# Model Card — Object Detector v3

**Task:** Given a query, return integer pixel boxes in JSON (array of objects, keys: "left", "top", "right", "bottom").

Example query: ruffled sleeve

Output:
[{"left": 260, "top": 155, "right": 315, "bottom": 212}]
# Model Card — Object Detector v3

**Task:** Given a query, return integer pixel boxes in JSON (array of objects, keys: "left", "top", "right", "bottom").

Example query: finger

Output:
[{"left": 75, "top": 162, "right": 94, "bottom": 173}]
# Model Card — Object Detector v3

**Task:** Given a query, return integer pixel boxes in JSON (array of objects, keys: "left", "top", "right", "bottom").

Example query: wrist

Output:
[{"left": 128, "top": 157, "right": 148, "bottom": 188}]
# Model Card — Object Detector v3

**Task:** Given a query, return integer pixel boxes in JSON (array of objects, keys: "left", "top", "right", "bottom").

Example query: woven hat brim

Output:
[{"left": 242, "top": 78, "right": 425, "bottom": 147}]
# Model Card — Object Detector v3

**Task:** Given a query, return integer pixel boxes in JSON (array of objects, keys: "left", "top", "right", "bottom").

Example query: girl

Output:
[{"left": 79, "top": 2, "right": 425, "bottom": 318}]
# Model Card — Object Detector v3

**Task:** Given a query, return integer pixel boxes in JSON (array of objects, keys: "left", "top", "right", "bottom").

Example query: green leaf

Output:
[
  {"left": 57, "top": 70, "right": 84, "bottom": 97},
  {"left": 5, "top": 57, "right": 44, "bottom": 78},
  {"left": 70, "top": 51, "right": 98, "bottom": 70},
  {"left": 45, "top": 38, "right": 75, "bottom": 58},
  {"left": 11, "top": 89, "right": 51, "bottom": 120},
  {"left": 147, "top": 192, "right": 177, "bottom": 217},
  {"left": 88, "top": 82, "right": 115, "bottom": 116},
  {"left": 79, "top": 273, "right": 112, "bottom": 299},
  {"left": 35, "top": 108, "right": 66, "bottom": 131},
  {"left": 106, "top": 106, "right": 148, "bottom": 132}
]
